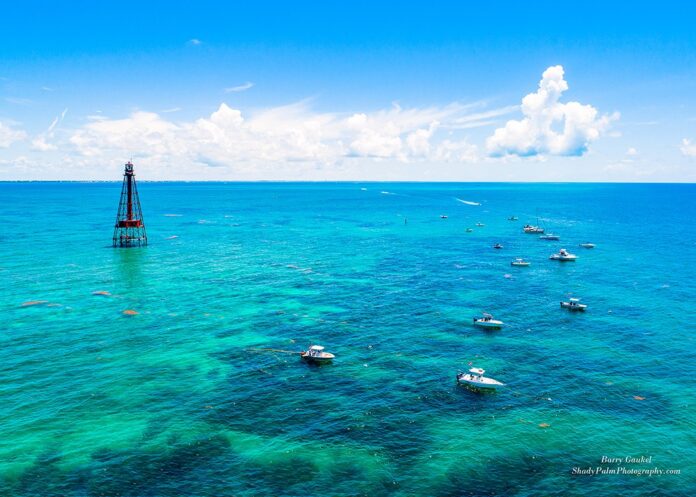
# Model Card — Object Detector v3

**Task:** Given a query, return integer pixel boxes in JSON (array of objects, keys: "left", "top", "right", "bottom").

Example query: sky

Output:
[{"left": 1, "top": 1, "right": 695, "bottom": 181}]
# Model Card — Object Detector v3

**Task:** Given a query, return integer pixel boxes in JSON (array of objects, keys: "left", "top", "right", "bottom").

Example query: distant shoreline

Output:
[{"left": 0, "top": 180, "right": 693, "bottom": 185}]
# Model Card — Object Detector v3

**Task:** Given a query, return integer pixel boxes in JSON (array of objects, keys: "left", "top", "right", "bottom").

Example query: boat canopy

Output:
[
  {"left": 469, "top": 368, "right": 485, "bottom": 375},
  {"left": 569, "top": 298, "right": 580, "bottom": 302},
  {"left": 482, "top": 313, "right": 493, "bottom": 318},
  {"left": 309, "top": 345, "right": 325, "bottom": 351}
]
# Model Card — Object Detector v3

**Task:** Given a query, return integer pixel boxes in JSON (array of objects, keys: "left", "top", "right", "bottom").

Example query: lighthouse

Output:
[{"left": 113, "top": 160, "right": 147, "bottom": 247}]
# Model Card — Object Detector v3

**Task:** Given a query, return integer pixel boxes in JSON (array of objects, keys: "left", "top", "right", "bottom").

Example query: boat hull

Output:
[
  {"left": 457, "top": 377, "right": 504, "bottom": 390},
  {"left": 550, "top": 255, "right": 576, "bottom": 261},
  {"left": 561, "top": 302, "right": 587, "bottom": 311},
  {"left": 301, "top": 353, "right": 335, "bottom": 363},
  {"left": 473, "top": 320, "right": 504, "bottom": 329}
]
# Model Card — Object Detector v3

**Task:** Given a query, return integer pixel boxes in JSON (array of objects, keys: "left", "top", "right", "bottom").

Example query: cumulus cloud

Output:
[
  {"left": 681, "top": 139, "right": 696, "bottom": 157},
  {"left": 0, "top": 121, "right": 27, "bottom": 148},
  {"left": 68, "top": 101, "right": 480, "bottom": 171},
  {"left": 486, "top": 65, "right": 617, "bottom": 157}
]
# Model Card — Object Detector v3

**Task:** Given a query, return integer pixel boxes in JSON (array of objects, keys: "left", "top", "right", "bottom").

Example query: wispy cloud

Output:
[
  {"left": 224, "top": 82, "right": 254, "bottom": 93},
  {"left": 41, "top": 86, "right": 55, "bottom": 92},
  {"left": 32, "top": 108, "right": 68, "bottom": 151},
  {"left": 444, "top": 105, "right": 519, "bottom": 129},
  {"left": 681, "top": 138, "right": 696, "bottom": 157},
  {"left": 5, "top": 97, "right": 33, "bottom": 105},
  {"left": 0, "top": 120, "right": 27, "bottom": 148},
  {"left": 161, "top": 107, "right": 182, "bottom": 113},
  {"left": 188, "top": 38, "right": 202, "bottom": 46}
]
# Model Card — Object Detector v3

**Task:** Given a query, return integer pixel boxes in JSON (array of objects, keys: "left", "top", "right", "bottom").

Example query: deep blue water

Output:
[{"left": 1, "top": 182, "right": 695, "bottom": 496}]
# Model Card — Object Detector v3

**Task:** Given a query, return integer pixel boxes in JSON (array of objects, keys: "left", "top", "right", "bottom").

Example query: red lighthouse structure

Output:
[{"left": 113, "top": 160, "right": 147, "bottom": 247}]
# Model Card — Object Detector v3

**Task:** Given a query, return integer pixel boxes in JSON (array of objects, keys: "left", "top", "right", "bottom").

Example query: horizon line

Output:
[{"left": 1, "top": 180, "right": 694, "bottom": 185}]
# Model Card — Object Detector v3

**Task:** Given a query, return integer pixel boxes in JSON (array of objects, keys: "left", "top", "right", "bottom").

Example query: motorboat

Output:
[
  {"left": 540, "top": 233, "right": 560, "bottom": 240},
  {"left": 549, "top": 248, "right": 577, "bottom": 261},
  {"left": 457, "top": 368, "right": 504, "bottom": 391},
  {"left": 440, "top": 215, "right": 448, "bottom": 219},
  {"left": 473, "top": 313, "right": 504, "bottom": 329},
  {"left": 523, "top": 224, "right": 544, "bottom": 234},
  {"left": 508, "top": 216, "right": 518, "bottom": 221},
  {"left": 476, "top": 222, "right": 485, "bottom": 227},
  {"left": 493, "top": 243, "right": 503, "bottom": 249},
  {"left": 579, "top": 242, "right": 595, "bottom": 249},
  {"left": 510, "top": 258, "right": 530, "bottom": 267},
  {"left": 301, "top": 345, "right": 335, "bottom": 364},
  {"left": 561, "top": 297, "right": 587, "bottom": 311},
  {"left": 466, "top": 228, "right": 473, "bottom": 232}
]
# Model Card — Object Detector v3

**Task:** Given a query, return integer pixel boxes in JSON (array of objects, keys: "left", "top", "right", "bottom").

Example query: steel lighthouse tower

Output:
[{"left": 112, "top": 160, "right": 147, "bottom": 247}]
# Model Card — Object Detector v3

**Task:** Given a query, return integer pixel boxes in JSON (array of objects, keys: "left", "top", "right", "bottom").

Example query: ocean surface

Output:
[{"left": 1, "top": 182, "right": 695, "bottom": 497}]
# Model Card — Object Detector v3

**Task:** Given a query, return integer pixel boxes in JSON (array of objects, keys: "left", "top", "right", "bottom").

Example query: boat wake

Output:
[{"left": 456, "top": 198, "right": 481, "bottom": 206}]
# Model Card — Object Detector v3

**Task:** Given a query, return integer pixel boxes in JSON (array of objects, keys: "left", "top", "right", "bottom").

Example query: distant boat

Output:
[
  {"left": 523, "top": 224, "right": 544, "bottom": 234},
  {"left": 561, "top": 297, "right": 587, "bottom": 311},
  {"left": 473, "top": 313, "right": 504, "bottom": 329},
  {"left": 440, "top": 215, "right": 448, "bottom": 219},
  {"left": 550, "top": 248, "right": 577, "bottom": 261},
  {"left": 476, "top": 222, "right": 485, "bottom": 227},
  {"left": 301, "top": 345, "right": 335, "bottom": 364},
  {"left": 466, "top": 228, "right": 473, "bottom": 232},
  {"left": 579, "top": 242, "right": 595, "bottom": 249},
  {"left": 508, "top": 216, "right": 518, "bottom": 221},
  {"left": 511, "top": 258, "right": 530, "bottom": 267},
  {"left": 540, "top": 233, "right": 560, "bottom": 240},
  {"left": 493, "top": 243, "right": 503, "bottom": 249},
  {"left": 457, "top": 367, "right": 504, "bottom": 391}
]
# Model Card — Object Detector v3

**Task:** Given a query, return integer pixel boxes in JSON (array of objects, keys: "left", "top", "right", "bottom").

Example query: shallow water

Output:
[{"left": 1, "top": 182, "right": 695, "bottom": 496}]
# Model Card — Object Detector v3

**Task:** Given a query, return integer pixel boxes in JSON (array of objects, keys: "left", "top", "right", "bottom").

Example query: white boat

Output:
[
  {"left": 508, "top": 216, "right": 518, "bottom": 221},
  {"left": 579, "top": 242, "right": 595, "bottom": 249},
  {"left": 465, "top": 228, "right": 473, "bottom": 232},
  {"left": 473, "top": 313, "right": 504, "bottom": 329},
  {"left": 301, "top": 345, "right": 335, "bottom": 363},
  {"left": 550, "top": 248, "right": 577, "bottom": 261},
  {"left": 457, "top": 367, "right": 504, "bottom": 390},
  {"left": 493, "top": 243, "right": 503, "bottom": 249},
  {"left": 540, "top": 233, "right": 560, "bottom": 240},
  {"left": 561, "top": 297, "right": 587, "bottom": 311},
  {"left": 523, "top": 224, "right": 544, "bottom": 234},
  {"left": 511, "top": 258, "right": 530, "bottom": 267},
  {"left": 476, "top": 222, "right": 485, "bottom": 227},
  {"left": 440, "top": 215, "right": 448, "bottom": 219}
]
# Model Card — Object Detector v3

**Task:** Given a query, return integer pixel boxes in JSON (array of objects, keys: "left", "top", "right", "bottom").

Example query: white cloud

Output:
[
  {"left": 486, "top": 65, "right": 617, "bottom": 157},
  {"left": 224, "top": 82, "right": 254, "bottom": 93},
  {"left": 680, "top": 139, "right": 696, "bottom": 157},
  {"left": 0, "top": 121, "right": 27, "bottom": 148},
  {"left": 626, "top": 147, "right": 638, "bottom": 156},
  {"left": 67, "top": 101, "right": 480, "bottom": 173},
  {"left": 32, "top": 108, "right": 68, "bottom": 151},
  {"left": 188, "top": 38, "right": 202, "bottom": 46}
]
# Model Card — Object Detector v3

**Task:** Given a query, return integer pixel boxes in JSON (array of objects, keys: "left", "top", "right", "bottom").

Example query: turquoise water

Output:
[{"left": 1, "top": 182, "right": 695, "bottom": 496}]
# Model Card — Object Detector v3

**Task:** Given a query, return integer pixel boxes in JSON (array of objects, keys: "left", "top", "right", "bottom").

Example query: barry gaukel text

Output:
[{"left": 572, "top": 456, "right": 674, "bottom": 476}]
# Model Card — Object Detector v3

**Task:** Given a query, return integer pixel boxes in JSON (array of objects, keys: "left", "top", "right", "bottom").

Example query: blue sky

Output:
[{"left": 1, "top": 1, "right": 695, "bottom": 181}]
